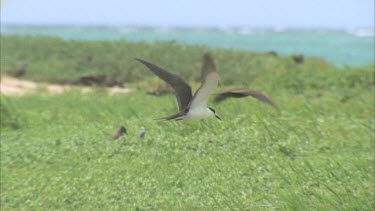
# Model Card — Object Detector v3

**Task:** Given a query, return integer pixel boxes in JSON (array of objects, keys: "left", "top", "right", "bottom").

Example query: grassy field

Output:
[{"left": 1, "top": 35, "right": 374, "bottom": 210}]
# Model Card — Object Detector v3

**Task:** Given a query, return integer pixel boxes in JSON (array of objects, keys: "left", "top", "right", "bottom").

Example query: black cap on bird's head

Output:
[{"left": 208, "top": 107, "right": 222, "bottom": 121}]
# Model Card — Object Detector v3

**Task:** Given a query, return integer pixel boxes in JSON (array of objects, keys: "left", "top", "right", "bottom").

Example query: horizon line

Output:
[{"left": 1, "top": 22, "right": 374, "bottom": 30}]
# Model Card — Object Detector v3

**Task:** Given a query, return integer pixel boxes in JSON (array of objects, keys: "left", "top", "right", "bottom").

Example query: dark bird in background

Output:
[
  {"left": 111, "top": 125, "right": 127, "bottom": 140},
  {"left": 79, "top": 74, "right": 108, "bottom": 86},
  {"left": 214, "top": 88, "right": 279, "bottom": 111},
  {"left": 293, "top": 54, "right": 304, "bottom": 64},
  {"left": 8, "top": 63, "right": 28, "bottom": 78}
]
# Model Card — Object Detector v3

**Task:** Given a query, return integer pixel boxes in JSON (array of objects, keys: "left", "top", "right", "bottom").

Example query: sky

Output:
[{"left": 1, "top": 0, "right": 374, "bottom": 28}]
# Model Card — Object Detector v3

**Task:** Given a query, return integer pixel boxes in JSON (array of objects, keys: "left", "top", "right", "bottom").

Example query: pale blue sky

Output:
[{"left": 1, "top": 0, "right": 374, "bottom": 28}]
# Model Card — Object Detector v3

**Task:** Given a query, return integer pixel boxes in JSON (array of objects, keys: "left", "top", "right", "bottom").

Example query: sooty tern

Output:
[
  {"left": 137, "top": 130, "right": 146, "bottom": 139},
  {"left": 110, "top": 125, "right": 127, "bottom": 140},
  {"left": 136, "top": 53, "right": 221, "bottom": 121},
  {"left": 214, "top": 88, "right": 279, "bottom": 111}
]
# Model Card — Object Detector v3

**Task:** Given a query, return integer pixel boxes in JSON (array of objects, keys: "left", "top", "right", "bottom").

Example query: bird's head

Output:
[{"left": 208, "top": 107, "right": 222, "bottom": 121}]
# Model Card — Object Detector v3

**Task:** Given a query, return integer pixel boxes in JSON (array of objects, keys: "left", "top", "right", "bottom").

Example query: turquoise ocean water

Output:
[{"left": 1, "top": 24, "right": 374, "bottom": 67}]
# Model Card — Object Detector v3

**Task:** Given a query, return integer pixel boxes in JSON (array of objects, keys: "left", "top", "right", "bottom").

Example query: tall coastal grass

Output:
[{"left": 1, "top": 35, "right": 374, "bottom": 210}]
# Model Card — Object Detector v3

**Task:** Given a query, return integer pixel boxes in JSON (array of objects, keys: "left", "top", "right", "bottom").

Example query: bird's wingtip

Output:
[
  {"left": 135, "top": 58, "right": 149, "bottom": 66},
  {"left": 153, "top": 117, "right": 167, "bottom": 121}
]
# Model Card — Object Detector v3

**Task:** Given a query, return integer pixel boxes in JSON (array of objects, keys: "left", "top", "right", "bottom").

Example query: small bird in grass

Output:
[
  {"left": 205, "top": 139, "right": 213, "bottom": 144},
  {"left": 108, "top": 125, "right": 128, "bottom": 158},
  {"left": 110, "top": 125, "right": 127, "bottom": 140},
  {"left": 137, "top": 130, "right": 146, "bottom": 139},
  {"left": 214, "top": 88, "right": 279, "bottom": 111},
  {"left": 136, "top": 53, "right": 221, "bottom": 121}
]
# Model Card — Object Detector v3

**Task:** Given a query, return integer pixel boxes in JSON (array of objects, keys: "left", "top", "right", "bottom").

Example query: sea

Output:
[{"left": 1, "top": 24, "right": 374, "bottom": 67}]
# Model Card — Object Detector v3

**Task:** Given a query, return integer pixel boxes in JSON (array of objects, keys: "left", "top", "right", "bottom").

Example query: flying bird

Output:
[
  {"left": 214, "top": 88, "right": 279, "bottom": 111},
  {"left": 136, "top": 53, "right": 221, "bottom": 121}
]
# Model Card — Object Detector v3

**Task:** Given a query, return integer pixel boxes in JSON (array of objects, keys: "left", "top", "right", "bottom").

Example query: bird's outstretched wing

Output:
[
  {"left": 189, "top": 53, "right": 219, "bottom": 109},
  {"left": 214, "top": 88, "right": 279, "bottom": 110},
  {"left": 136, "top": 58, "right": 192, "bottom": 111},
  {"left": 200, "top": 53, "right": 217, "bottom": 83},
  {"left": 155, "top": 112, "right": 185, "bottom": 121}
]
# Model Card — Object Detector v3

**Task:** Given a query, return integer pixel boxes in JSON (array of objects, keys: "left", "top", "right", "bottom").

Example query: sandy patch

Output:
[{"left": 0, "top": 76, "right": 132, "bottom": 96}]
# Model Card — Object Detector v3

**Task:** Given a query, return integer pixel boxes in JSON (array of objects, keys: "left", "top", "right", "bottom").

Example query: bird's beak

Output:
[{"left": 215, "top": 115, "right": 222, "bottom": 121}]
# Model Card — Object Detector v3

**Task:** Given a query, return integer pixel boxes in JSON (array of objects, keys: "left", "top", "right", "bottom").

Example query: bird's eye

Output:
[{"left": 208, "top": 107, "right": 216, "bottom": 113}]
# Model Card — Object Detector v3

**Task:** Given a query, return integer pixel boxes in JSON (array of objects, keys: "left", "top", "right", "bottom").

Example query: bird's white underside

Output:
[
  {"left": 179, "top": 107, "right": 215, "bottom": 120},
  {"left": 176, "top": 71, "right": 219, "bottom": 120}
]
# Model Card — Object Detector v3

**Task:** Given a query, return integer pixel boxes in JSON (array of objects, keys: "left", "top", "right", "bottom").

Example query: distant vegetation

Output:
[
  {"left": 1, "top": 35, "right": 374, "bottom": 210},
  {"left": 1, "top": 35, "right": 373, "bottom": 91}
]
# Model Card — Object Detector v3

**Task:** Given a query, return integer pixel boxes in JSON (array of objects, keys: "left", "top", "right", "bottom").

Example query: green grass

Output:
[{"left": 1, "top": 35, "right": 374, "bottom": 210}]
